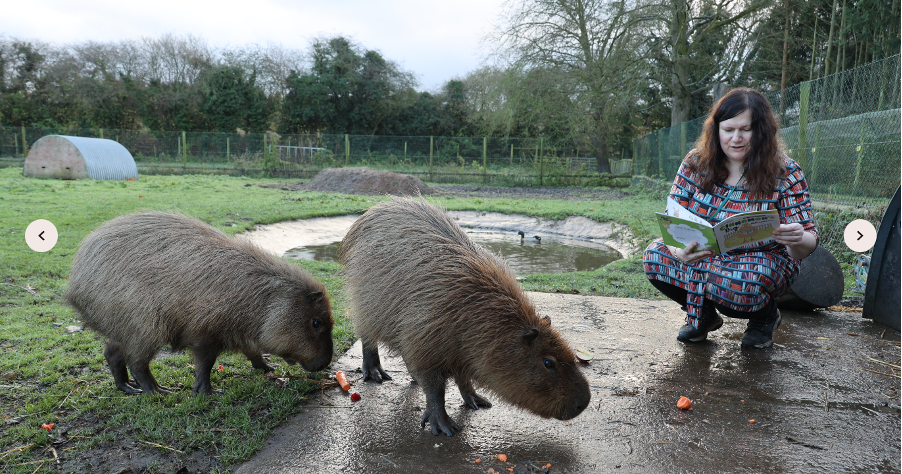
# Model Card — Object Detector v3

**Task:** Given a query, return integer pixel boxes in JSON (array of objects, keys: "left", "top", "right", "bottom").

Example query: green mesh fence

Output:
[
  {"left": 0, "top": 128, "right": 633, "bottom": 188},
  {"left": 633, "top": 55, "right": 901, "bottom": 261}
]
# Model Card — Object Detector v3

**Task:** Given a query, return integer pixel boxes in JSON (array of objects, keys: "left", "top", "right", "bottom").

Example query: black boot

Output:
[
  {"left": 677, "top": 307, "right": 723, "bottom": 342},
  {"left": 741, "top": 308, "right": 782, "bottom": 349}
]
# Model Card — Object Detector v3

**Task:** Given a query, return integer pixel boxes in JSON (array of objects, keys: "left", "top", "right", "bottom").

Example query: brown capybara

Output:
[
  {"left": 65, "top": 211, "right": 334, "bottom": 395},
  {"left": 339, "top": 197, "right": 591, "bottom": 436}
]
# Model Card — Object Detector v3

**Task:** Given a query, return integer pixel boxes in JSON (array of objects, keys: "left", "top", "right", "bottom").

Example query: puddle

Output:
[
  {"left": 284, "top": 228, "right": 621, "bottom": 274},
  {"left": 245, "top": 211, "right": 637, "bottom": 274}
]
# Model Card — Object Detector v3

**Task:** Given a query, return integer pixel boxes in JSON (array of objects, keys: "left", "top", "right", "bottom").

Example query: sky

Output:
[{"left": 2, "top": 0, "right": 509, "bottom": 91}]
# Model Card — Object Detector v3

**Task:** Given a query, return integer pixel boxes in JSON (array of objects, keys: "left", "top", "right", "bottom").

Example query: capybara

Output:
[
  {"left": 65, "top": 211, "right": 334, "bottom": 395},
  {"left": 339, "top": 197, "right": 591, "bottom": 436}
]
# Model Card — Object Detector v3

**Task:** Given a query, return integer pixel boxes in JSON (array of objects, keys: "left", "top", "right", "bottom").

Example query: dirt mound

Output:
[{"left": 303, "top": 167, "right": 432, "bottom": 196}]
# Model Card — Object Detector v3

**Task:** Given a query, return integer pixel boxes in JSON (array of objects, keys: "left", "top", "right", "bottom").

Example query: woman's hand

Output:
[
  {"left": 773, "top": 223, "right": 817, "bottom": 259},
  {"left": 668, "top": 242, "right": 714, "bottom": 265}
]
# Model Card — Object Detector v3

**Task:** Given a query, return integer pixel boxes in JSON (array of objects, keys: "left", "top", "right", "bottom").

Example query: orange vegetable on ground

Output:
[
  {"left": 497, "top": 454, "right": 507, "bottom": 462},
  {"left": 335, "top": 371, "right": 350, "bottom": 391},
  {"left": 677, "top": 396, "right": 692, "bottom": 410}
]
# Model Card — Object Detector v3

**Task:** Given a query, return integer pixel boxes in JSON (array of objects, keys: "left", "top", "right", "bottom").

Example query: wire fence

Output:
[
  {"left": 633, "top": 54, "right": 901, "bottom": 264},
  {"left": 0, "top": 128, "right": 634, "bottom": 188}
]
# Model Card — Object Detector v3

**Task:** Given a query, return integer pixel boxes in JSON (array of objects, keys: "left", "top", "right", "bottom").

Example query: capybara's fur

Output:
[
  {"left": 339, "top": 197, "right": 590, "bottom": 436},
  {"left": 65, "top": 211, "right": 334, "bottom": 395}
]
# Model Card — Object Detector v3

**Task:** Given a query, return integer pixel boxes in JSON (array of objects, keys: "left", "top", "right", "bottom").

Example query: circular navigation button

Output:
[
  {"left": 25, "top": 219, "right": 58, "bottom": 252},
  {"left": 843, "top": 219, "right": 877, "bottom": 253}
]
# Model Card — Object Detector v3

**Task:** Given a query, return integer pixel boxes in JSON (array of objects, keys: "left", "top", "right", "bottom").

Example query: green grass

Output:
[{"left": 0, "top": 166, "right": 754, "bottom": 472}]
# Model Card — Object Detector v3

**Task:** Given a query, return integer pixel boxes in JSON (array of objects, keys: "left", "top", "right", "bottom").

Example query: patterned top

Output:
[{"left": 669, "top": 150, "right": 818, "bottom": 255}]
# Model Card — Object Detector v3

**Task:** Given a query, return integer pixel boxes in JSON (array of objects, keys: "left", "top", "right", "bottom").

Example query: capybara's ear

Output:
[
  {"left": 306, "top": 291, "right": 324, "bottom": 302},
  {"left": 522, "top": 327, "right": 539, "bottom": 344},
  {"left": 541, "top": 316, "right": 552, "bottom": 326}
]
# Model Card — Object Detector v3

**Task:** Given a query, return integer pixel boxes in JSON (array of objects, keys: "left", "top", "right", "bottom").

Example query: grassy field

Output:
[{"left": 0, "top": 167, "right": 667, "bottom": 473}]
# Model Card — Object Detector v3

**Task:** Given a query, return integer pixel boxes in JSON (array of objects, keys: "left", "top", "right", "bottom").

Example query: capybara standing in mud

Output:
[
  {"left": 65, "top": 211, "right": 334, "bottom": 395},
  {"left": 339, "top": 197, "right": 591, "bottom": 436}
]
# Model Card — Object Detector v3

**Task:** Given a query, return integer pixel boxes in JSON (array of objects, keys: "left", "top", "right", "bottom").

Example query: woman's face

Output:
[{"left": 718, "top": 109, "right": 753, "bottom": 162}]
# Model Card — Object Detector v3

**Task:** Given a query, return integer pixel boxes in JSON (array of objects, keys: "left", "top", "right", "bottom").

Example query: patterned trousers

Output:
[{"left": 643, "top": 239, "right": 799, "bottom": 328}]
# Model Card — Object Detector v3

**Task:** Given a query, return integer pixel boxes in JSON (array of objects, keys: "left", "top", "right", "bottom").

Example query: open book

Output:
[{"left": 656, "top": 197, "right": 780, "bottom": 254}]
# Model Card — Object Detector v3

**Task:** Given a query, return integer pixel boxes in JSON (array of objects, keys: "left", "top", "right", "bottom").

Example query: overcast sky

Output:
[{"left": 2, "top": 0, "right": 509, "bottom": 91}]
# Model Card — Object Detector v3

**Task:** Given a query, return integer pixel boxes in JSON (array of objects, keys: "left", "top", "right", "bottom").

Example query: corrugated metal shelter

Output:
[{"left": 23, "top": 135, "right": 139, "bottom": 180}]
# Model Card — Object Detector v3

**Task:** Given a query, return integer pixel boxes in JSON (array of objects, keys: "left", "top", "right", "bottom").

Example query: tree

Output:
[
  {"left": 489, "top": 0, "right": 654, "bottom": 172},
  {"left": 201, "top": 66, "right": 273, "bottom": 133},
  {"left": 279, "top": 36, "right": 416, "bottom": 135},
  {"left": 646, "top": 0, "right": 769, "bottom": 127}
]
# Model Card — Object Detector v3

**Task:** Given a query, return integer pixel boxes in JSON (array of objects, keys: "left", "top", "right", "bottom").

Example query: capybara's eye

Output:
[
  {"left": 543, "top": 357, "right": 556, "bottom": 370},
  {"left": 312, "top": 319, "right": 322, "bottom": 330}
]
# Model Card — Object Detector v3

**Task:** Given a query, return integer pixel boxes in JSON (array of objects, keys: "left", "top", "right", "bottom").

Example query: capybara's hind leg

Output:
[
  {"left": 456, "top": 377, "right": 492, "bottom": 410},
  {"left": 245, "top": 352, "right": 275, "bottom": 372},
  {"left": 104, "top": 342, "right": 142, "bottom": 394},
  {"left": 414, "top": 370, "right": 459, "bottom": 437},
  {"left": 191, "top": 347, "right": 223, "bottom": 395},
  {"left": 126, "top": 351, "right": 171, "bottom": 395},
  {"left": 362, "top": 341, "right": 392, "bottom": 382}
]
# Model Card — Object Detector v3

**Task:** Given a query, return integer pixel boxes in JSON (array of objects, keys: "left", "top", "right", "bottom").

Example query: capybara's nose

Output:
[{"left": 557, "top": 384, "right": 591, "bottom": 420}]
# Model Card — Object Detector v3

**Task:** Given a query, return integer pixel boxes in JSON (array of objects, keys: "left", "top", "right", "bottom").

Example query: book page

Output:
[
  {"left": 665, "top": 197, "right": 709, "bottom": 226},
  {"left": 713, "top": 210, "right": 780, "bottom": 252},
  {"left": 656, "top": 213, "right": 719, "bottom": 252}
]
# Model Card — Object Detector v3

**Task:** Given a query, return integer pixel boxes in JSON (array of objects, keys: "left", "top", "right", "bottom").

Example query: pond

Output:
[{"left": 270, "top": 212, "right": 625, "bottom": 275}]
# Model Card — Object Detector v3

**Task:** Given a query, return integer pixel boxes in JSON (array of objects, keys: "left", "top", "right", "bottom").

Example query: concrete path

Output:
[{"left": 235, "top": 294, "right": 900, "bottom": 474}]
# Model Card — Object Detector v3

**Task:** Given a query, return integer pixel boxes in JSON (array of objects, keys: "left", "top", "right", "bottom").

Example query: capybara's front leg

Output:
[
  {"left": 415, "top": 370, "right": 459, "bottom": 437},
  {"left": 126, "top": 351, "right": 171, "bottom": 395},
  {"left": 244, "top": 352, "right": 275, "bottom": 372},
  {"left": 361, "top": 341, "right": 392, "bottom": 382},
  {"left": 456, "top": 377, "right": 492, "bottom": 410},
  {"left": 104, "top": 341, "right": 142, "bottom": 394},
  {"left": 192, "top": 347, "right": 223, "bottom": 395}
]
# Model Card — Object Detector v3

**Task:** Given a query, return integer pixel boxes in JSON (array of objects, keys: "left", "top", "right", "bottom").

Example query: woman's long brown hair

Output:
[{"left": 688, "top": 88, "right": 784, "bottom": 200}]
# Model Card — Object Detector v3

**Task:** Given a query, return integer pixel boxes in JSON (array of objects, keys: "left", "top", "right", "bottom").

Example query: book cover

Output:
[{"left": 656, "top": 197, "right": 780, "bottom": 254}]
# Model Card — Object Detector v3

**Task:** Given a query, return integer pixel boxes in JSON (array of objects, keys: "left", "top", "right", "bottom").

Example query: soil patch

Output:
[{"left": 292, "top": 167, "right": 432, "bottom": 196}]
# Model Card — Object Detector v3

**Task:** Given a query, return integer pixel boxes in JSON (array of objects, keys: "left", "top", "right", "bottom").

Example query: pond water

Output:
[{"left": 283, "top": 227, "right": 621, "bottom": 275}]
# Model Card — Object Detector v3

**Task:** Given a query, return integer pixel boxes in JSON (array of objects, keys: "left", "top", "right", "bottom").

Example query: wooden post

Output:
[
  {"left": 263, "top": 133, "right": 267, "bottom": 167},
  {"left": 404, "top": 141, "right": 407, "bottom": 160},
  {"left": 539, "top": 138, "right": 544, "bottom": 186},
  {"left": 345, "top": 134, "right": 350, "bottom": 166},
  {"left": 797, "top": 82, "right": 810, "bottom": 168},
  {"left": 483, "top": 137, "right": 488, "bottom": 183},
  {"left": 680, "top": 122, "right": 687, "bottom": 158},
  {"left": 21, "top": 126, "right": 27, "bottom": 158},
  {"left": 510, "top": 143, "right": 514, "bottom": 165},
  {"left": 182, "top": 131, "right": 187, "bottom": 166},
  {"left": 851, "top": 117, "right": 868, "bottom": 194},
  {"left": 14, "top": 134, "right": 18, "bottom": 158},
  {"left": 99, "top": 129, "right": 104, "bottom": 139},
  {"left": 429, "top": 136, "right": 434, "bottom": 175},
  {"left": 227, "top": 137, "right": 230, "bottom": 161}
]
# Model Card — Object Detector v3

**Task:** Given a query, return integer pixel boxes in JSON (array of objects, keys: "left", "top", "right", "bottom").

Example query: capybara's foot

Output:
[
  {"left": 246, "top": 353, "right": 276, "bottom": 372},
  {"left": 457, "top": 379, "right": 492, "bottom": 410},
  {"left": 143, "top": 384, "right": 172, "bottom": 395},
  {"left": 362, "top": 344, "right": 392, "bottom": 382},
  {"left": 461, "top": 391, "right": 492, "bottom": 410},
  {"left": 116, "top": 380, "right": 143, "bottom": 394},
  {"left": 421, "top": 408, "right": 460, "bottom": 437}
]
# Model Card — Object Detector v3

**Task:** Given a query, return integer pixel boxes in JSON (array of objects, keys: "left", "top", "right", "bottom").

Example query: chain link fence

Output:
[
  {"left": 0, "top": 128, "right": 634, "bottom": 188},
  {"left": 633, "top": 55, "right": 901, "bottom": 265}
]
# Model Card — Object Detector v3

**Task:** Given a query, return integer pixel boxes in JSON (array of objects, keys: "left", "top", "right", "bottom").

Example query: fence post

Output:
[
  {"left": 657, "top": 129, "right": 665, "bottom": 177},
  {"left": 797, "top": 82, "right": 810, "bottom": 168},
  {"left": 851, "top": 116, "right": 869, "bottom": 194},
  {"left": 345, "top": 134, "right": 349, "bottom": 167},
  {"left": 539, "top": 137, "right": 544, "bottom": 186},
  {"left": 510, "top": 143, "right": 514, "bottom": 165},
  {"left": 429, "top": 136, "right": 434, "bottom": 175},
  {"left": 182, "top": 131, "right": 187, "bottom": 166},
  {"left": 21, "top": 126, "right": 27, "bottom": 158},
  {"left": 226, "top": 137, "right": 230, "bottom": 161},
  {"left": 99, "top": 129, "right": 104, "bottom": 139},
  {"left": 680, "top": 122, "right": 687, "bottom": 158},
  {"left": 483, "top": 137, "right": 488, "bottom": 184},
  {"left": 404, "top": 141, "right": 407, "bottom": 160},
  {"left": 263, "top": 133, "right": 267, "bottom": 169}
]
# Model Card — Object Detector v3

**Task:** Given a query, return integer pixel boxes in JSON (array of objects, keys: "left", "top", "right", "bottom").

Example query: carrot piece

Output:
[
  {"left": 497, "top": 454, "right": 507, "bottom": 462},
  {"left": 677, "top": 396, "right": 692, "bottom": 410},
  {"left": 335, "top": 371, "right": 350, "bottom": 391}
]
